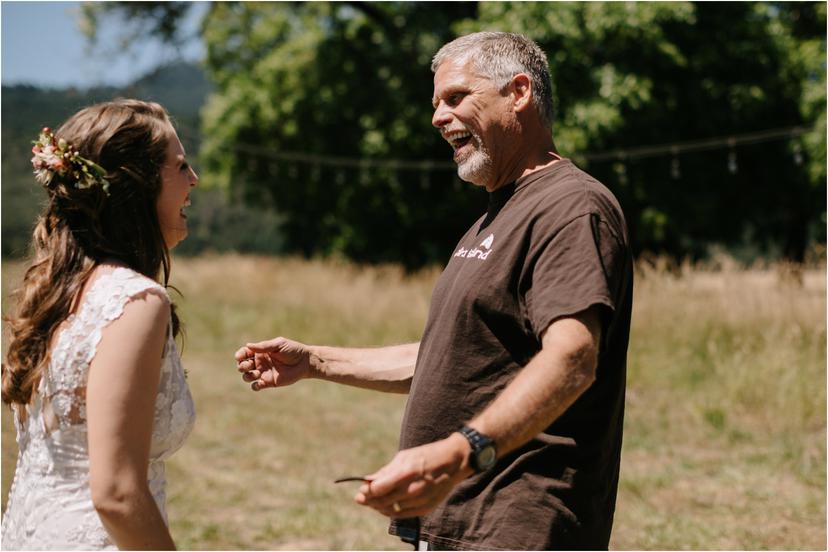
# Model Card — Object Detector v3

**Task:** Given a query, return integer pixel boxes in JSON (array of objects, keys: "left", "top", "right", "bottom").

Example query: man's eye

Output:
[
  {"left": 448, "top": 94, "right": 463, "bottom": 106},
  {"left": 180, "top": 162, "right": 190, "bottom": 171}
]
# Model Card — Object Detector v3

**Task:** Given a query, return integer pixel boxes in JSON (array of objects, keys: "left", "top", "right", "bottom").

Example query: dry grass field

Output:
[{"left": 1, "top": 254, "right": 825, "bottom": 550}]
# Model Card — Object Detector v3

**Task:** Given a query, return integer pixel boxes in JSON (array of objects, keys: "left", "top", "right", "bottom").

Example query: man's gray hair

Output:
[{"left": 432, "top": 32, "right": 554, "bottom": 127}]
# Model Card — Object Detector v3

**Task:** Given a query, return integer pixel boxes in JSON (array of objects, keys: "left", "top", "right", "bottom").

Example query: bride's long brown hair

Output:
[{"left": 2, "top": 99, "right": 181, "bottom": 406}]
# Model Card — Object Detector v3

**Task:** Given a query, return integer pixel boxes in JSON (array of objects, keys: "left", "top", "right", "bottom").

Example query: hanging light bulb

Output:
[
  {"left": 793, "top": 142, "right": 804, "bottom": 166},
  {"left": 670, "top": 147, "right": 681, "bottom": 179},
  {"left": 613, "top": 155, "right": 628, "bottom": 186},
  {"left": 727, "top": 152, "right": 738, "bottom": 174},
  {"left": 727, "top": 140, "right": 738, "bottom": 174}
]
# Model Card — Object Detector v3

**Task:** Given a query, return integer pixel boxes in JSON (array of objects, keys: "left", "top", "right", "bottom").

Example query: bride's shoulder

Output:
[
  {"left": 90, "top": 265, "right": 167, "bottom": 297},
  {"left": 82, "top": 265, "right": 170, "bottom": 320}
]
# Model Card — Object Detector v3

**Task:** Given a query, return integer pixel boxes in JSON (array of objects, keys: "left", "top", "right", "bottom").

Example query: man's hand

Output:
[
  {"left": 355, "top": 433, "right": 474, "bottom": 518},
  {"left": 235, "top": 337, "right": 313, "bottom": 391}
]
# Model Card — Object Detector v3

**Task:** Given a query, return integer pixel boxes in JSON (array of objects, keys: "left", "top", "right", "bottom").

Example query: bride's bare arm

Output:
[
  {"left": 86, "top": 290, "right": 176, "bottom": 550},
  {"left": 235, "top": 338, "right": 419, "bottom": 394}
]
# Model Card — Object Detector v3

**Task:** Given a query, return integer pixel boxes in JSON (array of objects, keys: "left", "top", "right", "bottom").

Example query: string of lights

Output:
[
  {"left": 179, "top": 123, "right": 821, "bottom": 173},
  {"left": 575, "top": 124, "right": 817, "bottom": 162}
]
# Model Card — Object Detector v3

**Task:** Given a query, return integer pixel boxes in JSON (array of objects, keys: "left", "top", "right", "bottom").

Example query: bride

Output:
[{"left": 2, "top": 99, "right": 197, "bottom": 549}]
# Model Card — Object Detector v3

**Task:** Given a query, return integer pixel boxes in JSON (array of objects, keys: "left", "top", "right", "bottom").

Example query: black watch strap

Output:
[{"left": 458, "top": 426, "right": 497, "bottom": 473}]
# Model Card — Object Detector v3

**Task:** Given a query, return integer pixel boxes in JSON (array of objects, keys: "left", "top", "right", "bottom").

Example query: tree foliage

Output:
[
  {"left": 80, "top": 1, "right": 826, "bottom": 266},
  {"left": 460, "top": 2, "right": 826, "bottom": 261},
  {"left": 197, "top": 2, "right": 484, "bottom": 268},
  {"left": 80, "top": 1, "right": 193, "bottom": 50}
]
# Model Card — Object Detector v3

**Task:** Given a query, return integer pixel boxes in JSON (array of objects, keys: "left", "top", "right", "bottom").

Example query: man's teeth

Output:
[{"left": 445, "top": 131, "right": 472, "bottom": 148}]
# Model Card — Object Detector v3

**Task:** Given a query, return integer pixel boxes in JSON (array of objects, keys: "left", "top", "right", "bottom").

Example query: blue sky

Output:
[{"left": 1, "top": 1, "right": 205, "bottom": 88}]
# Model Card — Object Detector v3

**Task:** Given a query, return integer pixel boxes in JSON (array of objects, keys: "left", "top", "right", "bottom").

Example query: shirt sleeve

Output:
[{"left": 525, "top": 212, "right": 628, "bottom": 340}]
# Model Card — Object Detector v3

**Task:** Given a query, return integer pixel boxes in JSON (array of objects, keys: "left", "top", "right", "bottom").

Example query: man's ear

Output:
[{"left": 509, "top": 73, "right": 533, "bottom": 113}]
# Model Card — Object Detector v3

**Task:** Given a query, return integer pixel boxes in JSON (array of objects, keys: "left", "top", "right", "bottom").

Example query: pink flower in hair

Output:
[
  {"left": 50, "top": 158, "right": 66, "bottom": 172},
  {"left": 30, "top": 128, "right": 110, "bottom": 194}
]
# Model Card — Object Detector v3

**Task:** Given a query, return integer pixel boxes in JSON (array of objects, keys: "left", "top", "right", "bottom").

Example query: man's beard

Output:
[{"left": 456, "top": 135, "right": 493, "bottom": 187}]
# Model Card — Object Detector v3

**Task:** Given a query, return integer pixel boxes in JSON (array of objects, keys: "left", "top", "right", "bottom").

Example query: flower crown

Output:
[{"left": 31, "top": 127, "right": 110, "bottom": 195}]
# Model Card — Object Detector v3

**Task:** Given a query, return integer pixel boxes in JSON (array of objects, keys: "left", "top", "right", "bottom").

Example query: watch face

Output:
[{"left": 477, "top": 445, "right": 497, "bottom": 470}]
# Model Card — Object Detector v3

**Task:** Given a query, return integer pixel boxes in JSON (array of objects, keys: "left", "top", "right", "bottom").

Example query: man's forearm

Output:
[
  {"left": 309, "top": 342, "right": 419, "bottom": 393},
  {"left": 469, "top": 312, "right": 601, "bottom": 457},
  {"left": 469, "top": 345, "right": 595, "bottom": 457}
]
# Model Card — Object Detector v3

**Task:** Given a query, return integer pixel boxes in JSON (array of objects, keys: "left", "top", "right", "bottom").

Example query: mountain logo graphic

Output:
[{"left": 453, "top": 233, "right": 495, "bottom": 260}]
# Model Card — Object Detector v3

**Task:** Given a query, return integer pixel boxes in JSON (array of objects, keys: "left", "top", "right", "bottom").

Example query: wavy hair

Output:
[{"left": 3, "top": 99, "right": 181, "bottom": 406}]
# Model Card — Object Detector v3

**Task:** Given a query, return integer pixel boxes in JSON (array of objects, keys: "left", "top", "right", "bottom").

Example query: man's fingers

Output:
[
  {"left": 359, "top": 482, "right": 448, "bottom": 519},
  {"left": 251, "top": 373, "right": 277, "bottom": 391},
  {"left": 357, "top": 477, "right": 428, "bottom": 510},
  {"left": 234, "top": 346, "right": 253, "bottom": 362},
  {"left": 358, "top": 471, "right": 381, "bottom": 496},
  {"left": 237, "top": 358, "right": 255, "bottom": 372},
  {"left": 245, "top": 337, "right": 287, "bottom": 353},
  {"left": 261, "top": 369, "right": 280, "bottom": 386},
  {"left": 247, "top": 368, "right": 283, "bottom": 391},
  {"left": 364, "top": 462, "right": 426, "bottom": 497},
  {"left": 369, "top": 494, "right": 441, "bottom": 519},
  {"left": 242, "top": 370, "right": 260, "bottom": 382}
]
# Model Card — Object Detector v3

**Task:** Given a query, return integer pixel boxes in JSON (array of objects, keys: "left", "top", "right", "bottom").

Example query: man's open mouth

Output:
[{"left": 444, "top": 130, "right": 473, "bottom": 151}]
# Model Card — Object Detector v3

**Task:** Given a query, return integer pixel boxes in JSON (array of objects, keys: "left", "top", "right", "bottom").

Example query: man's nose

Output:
[{"left": 432, "top": 102, "right": 452, "bottom": 128}]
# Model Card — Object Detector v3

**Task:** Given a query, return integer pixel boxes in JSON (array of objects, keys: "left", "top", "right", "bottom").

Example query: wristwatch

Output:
[{"left": 458, "top": 426, "right": 497, "bottom": 473}]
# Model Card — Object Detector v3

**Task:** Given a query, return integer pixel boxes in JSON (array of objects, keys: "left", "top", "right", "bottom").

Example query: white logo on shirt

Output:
[
  {"left": 480, "top": 234, "right": 494, "bottom": 250},
  {"left": 453, "top": 233, "right": 494, "bottom": 260}
]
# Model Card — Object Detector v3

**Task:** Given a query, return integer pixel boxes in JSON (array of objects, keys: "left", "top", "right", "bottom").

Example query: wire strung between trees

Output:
[
  {"left": 578, "top": 124, "right": 818, "bottom": 162},
  {"left": 232, "top": 143, "right": 455, "bottom": 171},
  {"left": 179, "top": 123, "right": 820, "bottom": 172}
]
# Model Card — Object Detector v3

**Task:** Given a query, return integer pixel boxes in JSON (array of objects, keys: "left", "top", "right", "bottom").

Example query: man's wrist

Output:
[
  {"left": 306, "top": 346, "right": 323, "bottom": 379},
  {"left": 456, "top": 426, "right": 498, "bottom": 473},
  {"left": 447, "top": 432, "right": 476, "bottom": 478}
]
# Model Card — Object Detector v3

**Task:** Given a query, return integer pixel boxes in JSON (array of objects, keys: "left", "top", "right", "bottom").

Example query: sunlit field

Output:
[{"left": 2, "top": 254, "right": 825, "bottom": 550}]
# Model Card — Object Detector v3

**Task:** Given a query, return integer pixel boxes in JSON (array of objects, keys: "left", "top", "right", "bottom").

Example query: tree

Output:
[
  {"left": 80, "top": 1, "right": 826, "bottom": 266},
  {"left": 460, "top": 2, "right": 825, "bottom": 262},
  {"left": 196, "top": 2, "right": 484, "bottom": 268}
]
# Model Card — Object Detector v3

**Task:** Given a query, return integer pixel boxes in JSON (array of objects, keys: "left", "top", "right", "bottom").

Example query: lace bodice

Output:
[{"left": 1, "top": 267, "right": 196, "bottom": 550}]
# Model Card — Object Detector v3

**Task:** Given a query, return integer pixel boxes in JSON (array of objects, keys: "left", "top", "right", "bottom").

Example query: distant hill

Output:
[
  {"left": 2, "top": 60, "right": 209, "bottom": 152},
  {"left": 1, "top": 61, "right": 212, "bottom": 257}
]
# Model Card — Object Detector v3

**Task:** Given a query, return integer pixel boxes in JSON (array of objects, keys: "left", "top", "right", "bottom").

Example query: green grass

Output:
[{"left": 2, "top": 254, "right": 825, "bottom": 549}]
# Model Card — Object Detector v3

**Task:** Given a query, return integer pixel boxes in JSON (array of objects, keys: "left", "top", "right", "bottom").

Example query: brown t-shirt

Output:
[{"left": 390, "top": 160, "right": 633, "bottom": 550}]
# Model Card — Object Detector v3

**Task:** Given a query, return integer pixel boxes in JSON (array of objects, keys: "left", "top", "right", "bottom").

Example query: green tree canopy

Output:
[{"left": 81, "top": 1, "right": 826, "bottom": 267}]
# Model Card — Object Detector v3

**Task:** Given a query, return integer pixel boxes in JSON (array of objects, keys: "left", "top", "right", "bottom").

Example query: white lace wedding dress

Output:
[{"left": 1, "top": 267, "right": 196, "bottom": 550}]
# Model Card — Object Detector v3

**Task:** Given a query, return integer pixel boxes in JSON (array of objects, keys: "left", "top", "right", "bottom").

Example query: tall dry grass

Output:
[
  {"left": 1, "top": 254, "right": 825, "bottom": 549},
  {"left": 615, "top": 258, "right": 825, "bottom": 549}
]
